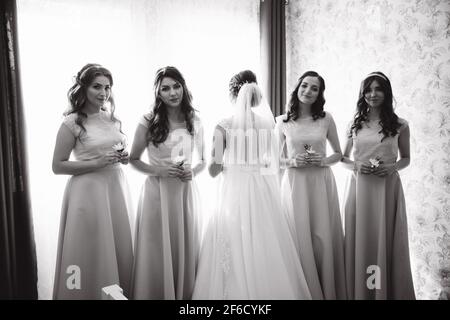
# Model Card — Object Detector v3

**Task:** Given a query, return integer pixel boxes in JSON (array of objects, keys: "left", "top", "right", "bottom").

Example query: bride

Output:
[{"left": 192, "top": 70, "right": 311, "bottom": 299}]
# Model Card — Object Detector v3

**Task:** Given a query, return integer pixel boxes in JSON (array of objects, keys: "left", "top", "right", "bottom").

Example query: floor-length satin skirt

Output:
[
  {"left": 343, "top": 171, "right": 415, "bottom": 299},
  {"left": 53, "top": 166, "right": 134, "bottom": 300},
  {"left": 131, "top": 176, "right": 201, "bottom": 300},
  {"left": 281, "top": 166, "right": 346, "bottom": 300}
]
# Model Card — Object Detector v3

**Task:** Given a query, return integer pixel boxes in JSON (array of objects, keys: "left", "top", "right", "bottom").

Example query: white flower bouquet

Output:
[
  {"left": 304, "top": 144, "right": 316, "bottom": 155},
  {"left": 112, "top": 141, "right": 126, "bottom": 153},
  {"left": 369, "top": 156, "right": 383, "bottom": 169},
  {"left": 173, "top": 155, "right": 186, "bottom": 167}
]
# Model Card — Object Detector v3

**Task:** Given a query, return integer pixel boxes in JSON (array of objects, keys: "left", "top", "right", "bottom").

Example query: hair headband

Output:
[
  {"left": 365, "top": 73, "right": 388, "bottom": 82},
  {"left": 76, "top": 64, "right": 103, "bottom": 83}
]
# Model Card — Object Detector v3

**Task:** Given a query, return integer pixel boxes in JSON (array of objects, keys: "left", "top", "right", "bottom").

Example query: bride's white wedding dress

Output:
[{"left": 192, "top": 83, "right": 311, "bottom": 300}]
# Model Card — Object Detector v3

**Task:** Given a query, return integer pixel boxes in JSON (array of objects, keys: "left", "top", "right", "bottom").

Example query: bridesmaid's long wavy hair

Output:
[
  {"left": 145, "top": 66, "right": 196, "bottom": 147},
  {"left": 65, "top": 63, "right": 122, "bottom": 140},
  {"left": 284, "top": 71, "right": 326, "bottom": 122},
  {"left": 349, "top": 71, "right": 401, "bottom": 141}
]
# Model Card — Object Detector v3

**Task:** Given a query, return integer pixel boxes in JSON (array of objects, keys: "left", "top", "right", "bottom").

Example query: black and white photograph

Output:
[{"left": 1, "top": 0, "right": 449, "bottom": 311}]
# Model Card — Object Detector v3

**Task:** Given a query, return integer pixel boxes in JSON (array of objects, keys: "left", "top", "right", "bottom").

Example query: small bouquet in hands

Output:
[
  {"left": 172, "top": 155, "right": 192, "bottom": 182},
  {"left": 304, "top": 144, "right": 316, "bottom": 165},
  {"left": 369, "top": 156, "right": 383, "bottom": 169},
  {"left": 304, "top": 144, "right": 316, "bottom": 155},
  {"left": 112, "top": 141, "right": 128, "bottom": 164},
  {"left": 173, "top": 155, "right": 186, "bottom": 168},
  {"left": 112, "top": 141, "right": 126, "bottom": 154}
]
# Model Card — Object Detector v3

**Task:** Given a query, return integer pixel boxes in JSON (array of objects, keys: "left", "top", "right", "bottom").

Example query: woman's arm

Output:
[
  {"left": 180, "top": 122, "right": 207, "bottom": 181},
  {"left": 208, "top": 125, "right": 226, "bottom": 178},
  {"left": 341, "top": 136, "right": 356, "bottom": 170},
  {"left": 274, "top": 120, "right": 296, "bottom": 169},
  {"left": 192, "top": 123, "right": 206, "bottom": 176},
  {"left": 396, "top": 125, "right": 411, "bottom": 170},
  {"left": 52, "top": 123, "right": 119, "bottom": 175},
  {"left": 341, "top": 135, "right": 374, "bottom": 174},
  {"left": 373, "top": 125, "right": 410, "bottom": 176},
  {"left": 311, "top": 116, "right": 342, "bottom": 167},
  {"left": 129, "top": 124, "right": 183, "bottom": 178}
]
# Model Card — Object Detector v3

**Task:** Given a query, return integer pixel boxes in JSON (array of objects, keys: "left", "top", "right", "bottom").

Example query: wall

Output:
[{"left": 286, "top": 0, "right": 450, "bottom": 299}]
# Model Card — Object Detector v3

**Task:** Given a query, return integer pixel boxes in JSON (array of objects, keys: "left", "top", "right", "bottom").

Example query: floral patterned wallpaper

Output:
[{"left": 286, "top": 0, "right": 450, "bottom": 299}]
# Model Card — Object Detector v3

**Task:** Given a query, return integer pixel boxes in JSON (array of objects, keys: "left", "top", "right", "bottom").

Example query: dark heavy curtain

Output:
[
  {"left": 260, "top": 0, "right": 286, "bottom": 117},
  {"left": 0, "top": 0, "right": 37, "bottom": 299}
]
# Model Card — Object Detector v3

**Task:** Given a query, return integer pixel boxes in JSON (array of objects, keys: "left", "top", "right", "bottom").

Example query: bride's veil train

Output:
[{"left": 192, "top": 81, "right": 311, "bottom": 300}]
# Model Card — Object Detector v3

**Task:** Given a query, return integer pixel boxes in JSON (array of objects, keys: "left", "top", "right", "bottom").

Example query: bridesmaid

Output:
[
  {"left": 275, "top": 71, "right": 346, "bottom": 299},
  {"left": 52, "top": 64, "right": 134, "bottom": 299},
  {"left": 341, "top": 71, "right": 415, "bottom": 299},
  {"left": 130, "top": 66, "right": 205, "bottom": 299}
]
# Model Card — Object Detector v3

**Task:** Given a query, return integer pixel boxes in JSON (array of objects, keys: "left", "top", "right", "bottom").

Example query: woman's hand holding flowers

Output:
[
  {"left": 179, "top": 168, "right": 194, "bottom": 182},
  {"left": 355, "top": 161, "right": 373, "bottom": 174},
  {"left": 112, "top": 142, "right": 129, "bottom": 165},
  {"left": 299, "top": 144, "right": 323, "bottom": 166},
  {"left": 293, "top": 153, "right": 310, "bottom": 167},
  {"left": 118, "top": 151, "right": 129, "bottom": 165},
  {"left": 306, "top": 153, "right": 323, "bottom": 166},
  {"left": 169, "top": 155, "right": 192, "bottom": 181},
  {"left": 355, "top": 157, "right": 395, "bottom": 176},
  {"left": 157, "top": 165, "right": 185, "bottom": 178},
  {"left": 372, "top": 163, "right": 396, "bottom": 177},
  {"left": 97, "top": 151, "right": 121, "bottom": 167}
]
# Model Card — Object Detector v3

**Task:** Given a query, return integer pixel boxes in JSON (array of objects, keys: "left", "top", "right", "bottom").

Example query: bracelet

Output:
[{"left": 353, "top": 162, "right": 357, "bottom": 172}]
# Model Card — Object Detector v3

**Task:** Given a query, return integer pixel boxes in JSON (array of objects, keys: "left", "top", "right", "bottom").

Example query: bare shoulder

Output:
[
  {"left": 275, "top": 114, "right": 288, "bottom": 124},
  {"left": 217, "top": 116, "right": 232, "bottom": 130}
]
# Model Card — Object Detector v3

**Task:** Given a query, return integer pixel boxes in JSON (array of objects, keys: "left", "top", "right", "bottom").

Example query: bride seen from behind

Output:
[{"left": 192, "top": 70, "right": 311, "bottom": 300}]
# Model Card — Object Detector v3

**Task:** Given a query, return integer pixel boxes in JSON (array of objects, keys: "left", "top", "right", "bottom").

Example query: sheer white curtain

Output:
[{"left": 17, "top": 0, "right": 260, "bottom": 299}]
